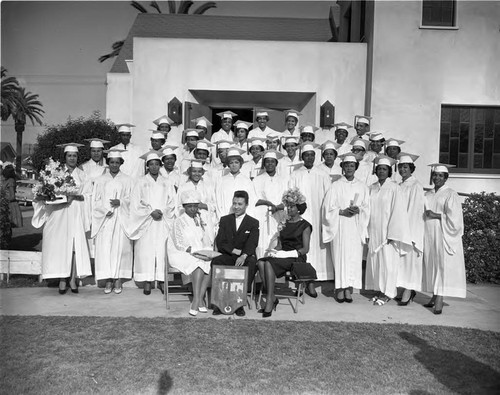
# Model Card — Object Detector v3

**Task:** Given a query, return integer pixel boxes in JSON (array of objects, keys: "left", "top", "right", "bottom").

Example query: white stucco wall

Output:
[
  {"left": 370, "top": 0, "right": 500, "bottom": 193},
  {"left": 106, "top": 73, "right": 133, "bottom": 124},
  {"left": 108, "top": 37, "right": 366, "bottom": 151}
]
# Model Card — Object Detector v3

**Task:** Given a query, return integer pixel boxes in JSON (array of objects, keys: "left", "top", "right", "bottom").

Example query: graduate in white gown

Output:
[
  {"left": 210, "top": 111, "right": 236, "bottom": 162},
  {"left": 299, "top": 125, "right": 322, "bottom": 166},
  {"left": 288, "top": 143, "right": 332, "bottom": 283},
  {"left": 81, "top": 138, "right": 109, "bottom": 179},
  {"left": 422, "top": 164, "right": 467, "bottom": 315},
  {"left": 248, "top": 110, "right": 278, "bottom": 139},
  {"left": 280, "top": 136, "right": 302, "bottom": 177},
  {"left": 176, "top": 160, "right": 216, "bottom": 230},
  {"left": 126, "top": 151, "right": 176, "bottom": 295},
  {"left": 241, "top": 137, "right": 265, "bottom": 180},
  {"left": 365, "top": 156, "right": 412, "bottom": 305},
  {"left": 91, "top": 149, "right": 133, "bottom": 294},
  {"left": 167, "top": 190, "right": 215, "bottom": 316},
  {"left": 351, "top": 138, "right": 378, "bottom": 186},
  {"left": 322, "top": 153, "right": 370, "bottom": 303},
  {"left": 385, "top": 138, "right": 405, "bottom": 183},
  {"left": 281, "top": 109, "right": 301, "bottom": 137},
  {"left": 253, "top": 150, "right": 289, "bottom": 259},
  {"left": 153, "top": 115, "right": 182, "bottom": 146},
  {"left": 332, "top": 122, "right": 354, "bottom": 156},
  {"left": 316, "top": 140, "right": 342, "bottom": 182},
  {"left": 214, "top": 147, "right": 257, "bottom": 219},
  {"left": 109, "top": 124, "right": 145, "bottom": 179},
  {"left": 161, "top": 147, "right": 181, "bottom": 190},
  {"left": 32, "top": 143, "right": 92, "bottom": 294},
  {"left": 395, "top": 153, "right": 425, "bottom": 306}
]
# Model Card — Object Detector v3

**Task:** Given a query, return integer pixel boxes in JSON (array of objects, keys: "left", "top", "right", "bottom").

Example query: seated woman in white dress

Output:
[
  {"left": 91, "top": 149, "right": 133, "bottom": 294},
  {"left": 167, "top": 190, "right": 216, "bottom": 316}
]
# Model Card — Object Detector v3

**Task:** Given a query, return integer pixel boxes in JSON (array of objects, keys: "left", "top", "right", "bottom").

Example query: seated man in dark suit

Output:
[{"left": 212, "top": 190, "right": 259, "bottom": 316}]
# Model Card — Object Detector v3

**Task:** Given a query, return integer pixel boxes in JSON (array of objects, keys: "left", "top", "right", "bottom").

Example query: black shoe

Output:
[
  {"left": 235, "top": 307, "right": 246, "bottom": 317},
  {"left": 143, "top": 282, "right": 151, "bottom": 295},
  {"left": 398, "top": 290, "right": 416, "bottom": 306},
  {"left": 158, "top": 282, "right": 164, "bottom": 295},
  {"left": 212, "top": 307, "right": 221, "bottom": 316},
  {"left": 58, "top": 288, "right": 67, "bottom": 295},
  {"left": 433, "top": 308, "right": 442, "bottom": 315},
  {"left": 70, "top": 284, "right": 79, "bottom": 294},
  {"left": 305, "top": 286, "right": 318, "bottom": 298}
]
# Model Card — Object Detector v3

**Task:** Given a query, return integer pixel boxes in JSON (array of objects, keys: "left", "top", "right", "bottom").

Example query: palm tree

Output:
[
  {"left": 1, "top": 67, "right": 21, "bottom": 122},
  {"left": 99, "top": 1, "right": 217, "bottom": 63},
  {"left": 13, "top": 88, "right": 44, "bottom": 174}
]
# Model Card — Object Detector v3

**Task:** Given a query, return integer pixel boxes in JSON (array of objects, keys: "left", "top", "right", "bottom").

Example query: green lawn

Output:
[{"left": 1, "top": 316, "right": 499, "bottom": 394}]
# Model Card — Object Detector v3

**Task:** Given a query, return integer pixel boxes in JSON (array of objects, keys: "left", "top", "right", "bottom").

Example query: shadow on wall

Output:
[
  {"left": 399, "top": 332, "right": 500, "bottom": 394},
  {"left": 157, "top": 370, "right": 174, "bottom": 394}
]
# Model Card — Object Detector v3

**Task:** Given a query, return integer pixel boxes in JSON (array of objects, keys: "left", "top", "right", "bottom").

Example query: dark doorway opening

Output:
[{"left": 211, "top": 108, "right": 254, "bottom": 134}]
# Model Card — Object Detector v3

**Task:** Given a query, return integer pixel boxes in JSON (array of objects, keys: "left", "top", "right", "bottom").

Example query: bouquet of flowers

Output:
[{"left": 32, "top": 158, "right": 80, "bottom": 203}]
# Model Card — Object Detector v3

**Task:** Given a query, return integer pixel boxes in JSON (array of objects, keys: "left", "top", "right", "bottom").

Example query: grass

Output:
[{"left": 1, "top": 316, "right": 499, "bottom": 394}]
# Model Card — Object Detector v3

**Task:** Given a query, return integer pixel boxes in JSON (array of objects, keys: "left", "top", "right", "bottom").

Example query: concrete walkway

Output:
[{"left": 1, "top": 282, "right": 499, "bottom": 332}]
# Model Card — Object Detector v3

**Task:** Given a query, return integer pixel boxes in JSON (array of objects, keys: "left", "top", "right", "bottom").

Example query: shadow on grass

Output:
[
  {"left": 400, "top": 331, "right": 500, "bottom": 394},
  {"left": 157, "top": 370, "right": 173, "bottom": 394}
]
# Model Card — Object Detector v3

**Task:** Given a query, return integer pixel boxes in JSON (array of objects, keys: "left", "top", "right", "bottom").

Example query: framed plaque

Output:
[{"left": 211, "top": 265, "right": 248, "bottom": 315}]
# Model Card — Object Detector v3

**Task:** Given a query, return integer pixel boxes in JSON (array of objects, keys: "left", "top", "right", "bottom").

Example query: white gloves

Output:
[{"left": 270, "top": 249, "right": 298, "bottom": 258}]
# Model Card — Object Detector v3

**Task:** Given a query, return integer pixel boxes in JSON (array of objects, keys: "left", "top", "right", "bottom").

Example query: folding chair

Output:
[
  {"left": 258, "top": 271, "right": 308, "bottom": 313},
  {"left": 164, "top": 261, "right": 208, "bottom": 310}
]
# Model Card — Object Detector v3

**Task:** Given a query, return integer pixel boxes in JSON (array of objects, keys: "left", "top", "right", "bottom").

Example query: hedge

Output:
[
  {"left": 462, "top": 192, "right": 500, "bottom": 283},
  {"left": 31, "top": 111, "right": 121, "bottom": 172},
  {"left": 0, "top": 186, "right": 12, "bottom": 249}
]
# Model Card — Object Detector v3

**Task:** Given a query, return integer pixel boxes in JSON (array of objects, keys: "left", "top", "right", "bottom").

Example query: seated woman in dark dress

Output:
[{"left": 257, "top": 187, "right": 312, "bottom": 317}]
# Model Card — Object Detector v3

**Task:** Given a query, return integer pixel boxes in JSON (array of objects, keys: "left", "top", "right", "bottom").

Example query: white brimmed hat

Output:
[
  {"left": 140, "top": 150, "right": 164, "bottom": 163},
  {"left": 354, "top": 115, "right": 371, "bottom": 125},
  {"left": 180, "top": 190, "right": 201, "bottom": 205},
  {"left": 284, "top": 109, "right": 301, "bottom": 120},
  {"left": 385, "top": 138, "right": 405, "bottom": 148},
  {"left": 397, "top": 152, "right": 419, "bottom": 164},
  {"left": 85, "top": 138, "right": 110, "bottom": 149},
  {"left": 116, "top": 123, "right": 135, "bottom": 133},
  {"left": 104, "top": 148, "right": 126, "bottom": 159},
  {"left": 191, "top": 116, "right": 212, "bottom": 129},
  {"left": 57, "top": 143, "right": 84, "bottom": 153},
  {"left": 153, "top": 115, "right": 174, "bottom": 126},
  {"left": 216, "top": 110, "right": 237, "bottom": 120},
  {"left": 263, "top": 149, "right": 284, "bottom": 161}
]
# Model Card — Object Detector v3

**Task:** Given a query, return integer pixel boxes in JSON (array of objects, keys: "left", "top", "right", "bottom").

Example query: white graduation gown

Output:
[
  {"left": 422, "top": 185, "right": 466, "bottom": 298},
  {"left": 355, "top": 159, "right": 378, "bottom": 186},
  {"left": 248, "top": 126, "right": 277, "bottom": 139},
  {"left": 126, "top": 173, "right": 176, "bottom": 282},
  {"left": 322, "top": 176, "right": 370, "bottom": 289},
  {"left": 316, "top": 162, "right": 343, "bottom": 183},
  {"left": 253, "top": 171, "right": 289, "bottom": 259},
  {"left": 365, "top": 179, "right": 412, "bottom": 298},
  {"left": 109, "top": 142, "right": 145, "bottom": 179},
  {"left": 167, "top": 212, "right": 215, "bottom": 277},
  {"left": 176, "top": 178, "right": 217, "bottom": 230},
  {"left": 32, "top": 167, "right": 92, "bottom": 279},
  {"left": 91, "top": 171, "right": 134, "bottom": 280},
  {"left": 241, "top": 158, "right": 263, "bottom": 180},
  {"left": 396, "top": 176, "right": 425, "bottom": 291},
  {"left": 288, "top": 165, "right": 333, "bottom": 280},
  {"left": 214, "top": 170, "right": 257, "bottom": 220}
]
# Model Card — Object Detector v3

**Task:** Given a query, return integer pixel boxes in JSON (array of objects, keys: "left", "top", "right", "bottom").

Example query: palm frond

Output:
[
  {"left": 130, "top": 1, "right": 148, "bottom": 13},
  {"left": 168, "top": 0, "right": 176, "bottom": 14},
  {"left": 193, "top": 2, "right": 216, "bottom": 14},
  {"left": 1, "top": 67, "right": 21, "bottom": 121},
  {"left": 150, "top": 1, "right": 162, "bottom": 13},
  {"left": 98, "top": 40, "right": 125, "bottom": 63},
  {"left": 177, "top": 0, "right": 193, "bottom": 14},
  {"left": 14, "top": 88, "right": 45, "bottom": 126}
]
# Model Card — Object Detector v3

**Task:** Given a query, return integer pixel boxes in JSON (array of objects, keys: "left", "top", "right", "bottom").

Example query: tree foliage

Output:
[
  {"left": 462, "top": 192, "right": 500, "bottom": 283},
  {"left": 31, "top": 112, "right": 121, "bottom": 172},
  {"left": 0, "top": 187, "right": 12, "bottom": 249}
]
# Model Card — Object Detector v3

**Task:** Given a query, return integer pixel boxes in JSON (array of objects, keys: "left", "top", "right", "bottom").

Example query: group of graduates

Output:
[{"left": 33, "top": 109, "right": 467, "bottom": 317}]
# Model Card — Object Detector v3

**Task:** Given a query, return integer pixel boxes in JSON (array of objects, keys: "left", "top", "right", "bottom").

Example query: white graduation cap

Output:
[
  {"left": 227, "top": 146, "right": 246, "bottom": 158},
  {"left": 248, "top": 137, "right": 266, "bottom": 148},
  {"left": 284, "top": 109, "right": 302, "bottom": 120},
  {"left": 180, "top": 190, "right": 202, "bottom": 205},
  {"left": 84, "top": 138, "right": 110, "bottom": 149},
  {"left": 385, "top": 138, "right": 405, "bottom": 148},
  {"left": 321, "top": 140, "right": 341, "bottom": 153},
  {"left": 266, "top": 131, "right": 282, "bottom": 141},
  {"left": 56, "top": 142, "right": 84, "bottom": 153},
  {"left": 161, "top": 144, "right": 178, "bottom": 158},
  {"left": 149, "top": 130, "right": 166, "bottom": 140},
  {"left": 428, "top": 163, "right": 455, "bottom": 173},
  {"left": 397, "top": 152, "right": 419, "bottom": 164},
  {"left": 215, "top": 139, "right": 232, "bottom": 150},
  {"left": 140, "top": 150, "right": 164, "bottom": 163},
  {"left": 333, "top": 122, "right": 353, "bottom": 131},
  {"left": 216, "top": 110, "right": 237, "bottom": 120},
  {"left": 191, "top": 116, "right": 212, "bottom": 129},
  {"left": 184, "top": 128, "right": 201, "bottom": 138},
  {"left": 255, "top": 110, "right": 270, "bottom": 119},
  {"left": 104, "top": 148, "right": 126, "bottom": 159},
  {"left": 354, "top": 115, "right": 372, "bottom": 125},
  {"left": 300, "top": 142, "right": 320, "bottom": 155},
  {"left": 234, "top": 120, "right": 253, "bottom": 130},
  {"left": 374, "top": 155, "right": 397, "bottom": 167},
  {"left": 195, "top": 139, "right": 214, "bottom": 152},
  {"left": 351, "top": 138, "right": 369, "bottom": 150},
  {"left": 262, "top": 149, "right": 284, "bottom": 161},
  {"left": 300, "top": 124, "right": 320, "bottom": 135},
  {"left": 116, "top": 123, "right": 135, "bottom": 134},
  {"left": 283, "top": 136, "right": 300, "bottom": 146},
  {"left": 188, "top": 159, "right": 206, "bottom": 169},
  {"left": 339, "top": 153, "right": 359, "bottom": 164},
  {"left": 368, "top": 131, "right": 385, "bottom": 141},
  {"left": 153, "top": 115, "right": 174, "bottom": 126}
]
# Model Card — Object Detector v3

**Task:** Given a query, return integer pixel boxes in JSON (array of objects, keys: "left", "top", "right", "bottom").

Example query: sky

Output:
[{"left": 0, "top": 0, "right": 336, "bottom": 149}]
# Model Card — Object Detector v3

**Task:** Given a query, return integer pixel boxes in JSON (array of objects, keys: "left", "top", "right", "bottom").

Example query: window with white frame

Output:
[
  {"left": 439, "top": 105, "right": 500, "bottom": 174},
  {"left": 422, "top": 0, "right": 456, "bottom": 27}
]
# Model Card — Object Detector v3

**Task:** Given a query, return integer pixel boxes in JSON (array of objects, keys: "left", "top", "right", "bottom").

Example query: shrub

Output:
[
  {"left": 0, "top": 186, "right": 12, "bottom": 249},
  {"left": 462, "top": 192, "right": 500, "bottom": 283},
  {"left": 31, "top": 111, "right": 121, "bottom": 172}
]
